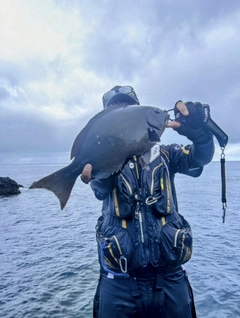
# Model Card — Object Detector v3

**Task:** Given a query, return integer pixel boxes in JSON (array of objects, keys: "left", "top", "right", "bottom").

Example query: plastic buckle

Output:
[{"left": 131, "top": 291, "right": 140, "bottom": 298}]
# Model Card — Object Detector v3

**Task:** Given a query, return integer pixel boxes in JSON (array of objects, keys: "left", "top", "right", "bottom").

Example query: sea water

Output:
[{"left": 0, "top": 161, "right": 240, "bottom": 318}]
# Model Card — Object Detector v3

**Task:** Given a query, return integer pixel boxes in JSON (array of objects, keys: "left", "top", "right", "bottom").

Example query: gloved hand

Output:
[{"left": 168, "top": 100, "right": 212, "bottom": 143}]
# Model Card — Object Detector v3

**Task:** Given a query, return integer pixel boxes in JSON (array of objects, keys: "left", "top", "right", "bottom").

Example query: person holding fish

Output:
[{"left": 81, "top": 86, "right": 215, "bottom": 318}]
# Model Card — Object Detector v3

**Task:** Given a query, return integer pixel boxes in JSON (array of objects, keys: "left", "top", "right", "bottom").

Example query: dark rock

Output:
[{"left": 0, "top": 177, "right": 24, "bottom": 196}]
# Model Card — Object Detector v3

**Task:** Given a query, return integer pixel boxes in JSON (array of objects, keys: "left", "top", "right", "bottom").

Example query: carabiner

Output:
[
  {"left": 145, "top": 195, "right": 161, "bottom": 205},
  {"left": 166, "top": 108, "right": 175, "bottom": 121},
  {"left": 119, "top": 256, "right": 128, "bottom": 273}
]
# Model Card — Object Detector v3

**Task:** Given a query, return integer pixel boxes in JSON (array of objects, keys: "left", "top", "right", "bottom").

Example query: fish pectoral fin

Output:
[
  {"left": 92, "top": 165, "right": 122, "bottom": 180},
  {"left": 148, "top": 127, "right": 160, "bottom": 142},
  {"left": 92, "top": 171, "right": 112, "bottom": 179}
]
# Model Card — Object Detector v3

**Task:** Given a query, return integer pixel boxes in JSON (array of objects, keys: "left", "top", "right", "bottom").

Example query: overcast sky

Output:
[{"left": 0, "top": 0, "right": 239, "bottom": 163}]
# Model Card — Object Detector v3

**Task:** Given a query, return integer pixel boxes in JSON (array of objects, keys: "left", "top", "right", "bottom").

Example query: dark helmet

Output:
[{"left": 102, "top": 85, "right": 140, "bottom": 109}]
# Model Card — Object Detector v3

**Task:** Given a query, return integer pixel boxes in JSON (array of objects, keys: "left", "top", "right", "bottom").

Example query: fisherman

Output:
[{"left": 81, "top": 86, "right": 214, "bottom": 318}]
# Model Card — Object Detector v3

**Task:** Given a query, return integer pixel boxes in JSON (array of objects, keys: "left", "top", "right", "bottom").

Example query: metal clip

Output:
[
  {"left": 166, "top": 108, "right": 175, "bottom": 121},
  {"left": 221, "top": 147, "right": 225, "bottom": 159},
  {"left": 145, "top": 195, "right": 161, "bottom": 205},
  {"left": 119, "top": 256, "right": 127, "bottom": 273}
]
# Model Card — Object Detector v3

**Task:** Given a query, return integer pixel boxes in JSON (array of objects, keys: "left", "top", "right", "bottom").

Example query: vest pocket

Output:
[
  {"left": 160, "top": 214, "right": 192, "bottom": 266},
  {"left": 111, "top": 173, "right": 136, "bottom": 218},
  {"left": 146, "top": 162, "right": 173, "bottom": 216},
  {"left": 98, "top": 226, "right": 134, "bottom": 276}
]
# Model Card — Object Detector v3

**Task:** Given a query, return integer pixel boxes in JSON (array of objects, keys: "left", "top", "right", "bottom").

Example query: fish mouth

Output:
[
  {"left": 147, "top": 110, "right": 170, "bottom": 130},
  {"left": 148, "top": 123, "right": 162, "bottom": 131}
]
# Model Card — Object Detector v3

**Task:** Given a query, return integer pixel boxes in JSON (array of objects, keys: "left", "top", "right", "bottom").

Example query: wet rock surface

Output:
[{"left": 0, "top": 177, "right": 24, "bottom": 196}]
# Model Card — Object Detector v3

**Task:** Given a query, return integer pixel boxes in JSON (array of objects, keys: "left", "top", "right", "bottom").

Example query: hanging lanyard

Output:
[{"left": 220, "top": 147, "right": 227, "bottom": 223}]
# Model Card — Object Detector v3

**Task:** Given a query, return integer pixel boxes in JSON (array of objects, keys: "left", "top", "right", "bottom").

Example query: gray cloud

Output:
[{"left": 0, "top": 0, "right": 239, "bottom": 162}]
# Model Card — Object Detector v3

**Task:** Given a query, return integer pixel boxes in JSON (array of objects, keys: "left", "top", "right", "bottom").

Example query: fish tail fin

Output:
[{"left": 29, "top": 164, "right": 79, "bottom": 210}]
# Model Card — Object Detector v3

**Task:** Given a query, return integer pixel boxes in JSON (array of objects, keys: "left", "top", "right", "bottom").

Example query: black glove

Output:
[{"left": 174, "top": 101, "right": 212, "bottom": 143}]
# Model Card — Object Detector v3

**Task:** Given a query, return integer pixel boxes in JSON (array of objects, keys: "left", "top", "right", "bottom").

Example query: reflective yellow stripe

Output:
[
  {"left": 160, "top": 148, "right": 170, "bottom": 162},
  {"left": 113, "top": 188, "right": 120, "bottom": 216},
  {"left": 160, "top": 177, "right": 164, "bottom": 191},
  {"left": 104, "top": 256, "right": 118, "bottom": 269},
  {"left": 133, "top": 156, "right": 140, "bottom": 180},
  {"left": 122, "top": 219, "right": 127, "bottom": 228},
  {"left": 113, "top": 235, "right": 123, "bottom": 255},
  {"left": 151, "top": 163, "right": 164, "bottom": 194},
  {"left": 174, "top": 229, "right": 181, "bottom": 247},
  {"left": 120, "top": 174, "right": 132, "bottom": 194},
  {"left": 107, "top": 244, "right": 119, "bottom": 264},
  {"left": 179, "top": 234, "right": 186, "bottom": 261},
  {"left": 181, "top": 146, "right": 190, "bottom": 155},
  {"left": 162, "top": 217, "right": 166, "bottom": 225},
  {"left": 166, "top": 171, "right": 171, "bottom": 213}
]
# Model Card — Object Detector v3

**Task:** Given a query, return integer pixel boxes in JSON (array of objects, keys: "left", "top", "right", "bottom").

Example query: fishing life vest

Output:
[{"left": 95, "top": 145, "right": 193, "bottom": 277}]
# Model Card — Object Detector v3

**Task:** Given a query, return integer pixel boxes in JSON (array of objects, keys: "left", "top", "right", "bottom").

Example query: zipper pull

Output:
[
  {"left": 134, "top": 196, "right": 144, "bottom": 243},
  {"left": 138, "top": 210, "right": 144, "bottom": 243},
  {"left": 135, "top": 199, "right": 140, "bottom": 220}
]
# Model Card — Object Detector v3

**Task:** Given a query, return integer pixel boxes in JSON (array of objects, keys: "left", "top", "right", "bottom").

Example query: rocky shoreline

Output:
[{"left": 0, "top": 177, "right": 24, "bottom": 196}]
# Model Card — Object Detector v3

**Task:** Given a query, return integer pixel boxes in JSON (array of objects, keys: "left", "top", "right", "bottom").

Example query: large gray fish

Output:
[{"left": 30, "top": 104, "right": 169, "bottom": 210}]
